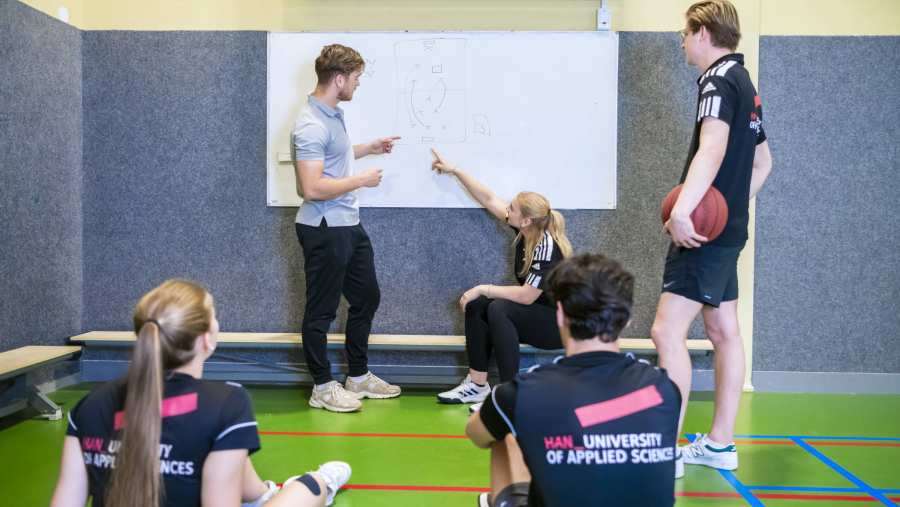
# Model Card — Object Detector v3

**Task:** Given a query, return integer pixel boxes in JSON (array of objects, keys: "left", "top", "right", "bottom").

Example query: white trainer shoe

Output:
[
  {"left": 320, "top": 461, "right": 352, "bottom": 506},
  {"left": 437, "top": 375, "right": 491, "bottom": 404},
  {"left": 309, "top": 381, "right": 362, "bottom": 412},
  {"left": 344, "top": 371, "right": 401, "bottom": 399},
  {"left": 681, "top": 433, "right": 738, "bottom": 470}
]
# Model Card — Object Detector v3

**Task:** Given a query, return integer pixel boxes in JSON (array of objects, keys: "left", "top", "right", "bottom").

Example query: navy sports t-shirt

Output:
[
  {"left": 480, "top": 351, "right": 681, "bottom": 507},
  {"left": 681, "top": 53, "right": 767, "bottom": 247},
  {"left": 66, "top": 372, "right": 260, "bottom": 506}
]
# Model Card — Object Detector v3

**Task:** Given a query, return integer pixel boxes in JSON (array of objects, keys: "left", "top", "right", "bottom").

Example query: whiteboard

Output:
[{"left": 267, "top": 32, "right": 618, "bottom": 209}]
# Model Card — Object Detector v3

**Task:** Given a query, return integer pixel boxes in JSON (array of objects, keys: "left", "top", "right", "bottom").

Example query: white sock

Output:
[
  {"left": 314, "top": 381, "right": 335, "bottom": 392},
  {"left": 347, "top": 372, "right": 369, "bottom": 383},
  {"left": 705, "top": 436, "right": 732, "bottom": 448}
]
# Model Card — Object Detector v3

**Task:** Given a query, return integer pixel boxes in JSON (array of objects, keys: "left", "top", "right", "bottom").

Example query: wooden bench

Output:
[
  {"left": 0, "top": 346, "right": 82, "bottom": 420},
  {"left": 71, "top": 331, "right": 713, "bottom": 353},
  {"left": 71, "top": 332, "right": 712, "bottom": 385}
]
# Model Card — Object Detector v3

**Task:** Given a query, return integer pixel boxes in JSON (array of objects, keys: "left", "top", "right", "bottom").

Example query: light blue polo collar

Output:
[{"left": 308, "top": 95, "right": 343, "bottom": 119}]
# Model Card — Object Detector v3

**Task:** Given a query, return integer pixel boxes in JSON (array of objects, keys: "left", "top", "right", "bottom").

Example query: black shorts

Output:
[
  {"left": 661, "top": 242, "right": 743, "bottom": 307},
  {"left": 491, "top": 482, "right": 530, "bottom": 507}
]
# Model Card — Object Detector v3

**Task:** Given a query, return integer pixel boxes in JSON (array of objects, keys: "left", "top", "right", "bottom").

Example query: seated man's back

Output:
[
  {"left": 481, "top": 351, "right": 679, "bottom": 506},
  {"left": 469, "top": 253, "right": 682, "bottom": 507}
]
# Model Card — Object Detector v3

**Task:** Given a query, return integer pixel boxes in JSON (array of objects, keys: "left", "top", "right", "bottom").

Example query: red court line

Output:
[
  {"left": 334, "top": 485, "right": 900, "bottom": 503},
  {"left": 757, "top": 493, "right": 900, "bottom": 502},
  {"left": 261, "top": 431, "right": 899, "bottom": 446},
  {"left": 678, "top": 491, "right": 741, "bottom": 498},
  {"left": 260, "top": 430, "right": 466, "bottom": 439},
  {"left": 809, "top": 441, "right": 900, "bottom": 448},
  {"left": 344, "top": 484, "right": 488, "bottom": 493}
]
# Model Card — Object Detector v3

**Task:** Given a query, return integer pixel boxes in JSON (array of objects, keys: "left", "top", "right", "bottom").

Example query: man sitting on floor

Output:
[{"left": 466, "top": 253, "right": 682, "bottom": 506}]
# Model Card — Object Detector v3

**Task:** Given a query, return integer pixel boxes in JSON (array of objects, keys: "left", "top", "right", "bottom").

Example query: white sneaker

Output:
[
  {"left": 469, "top": 401, "right": 483, "bottom": 414},
  {"left": 241, "top": 480, "right": 278, "bottom": 507},
  {"left": 309, "top": 381, "right": 362, "bottom": 412},
  {"left": 437, "top": 375, "right": 491, "bottom": 404},
  {"left": 344, "top": 371, "right": 401, "bottom": 399},
  {"left": 675, "top": 449, "right": 684, "bottom": 479},
  {"left": 681, "top": 433, "right": 738, "bottom": 470},
  {"left": 286, "top": 461, "right": 352, "bottom": 506}
]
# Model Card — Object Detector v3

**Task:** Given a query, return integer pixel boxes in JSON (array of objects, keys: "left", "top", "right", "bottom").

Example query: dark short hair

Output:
[
  {"left": 315, "top": 44, "right": 365, "bottom": 86},
  {"left": 547, "top": 253, "right": 634, "bottom": 342}
]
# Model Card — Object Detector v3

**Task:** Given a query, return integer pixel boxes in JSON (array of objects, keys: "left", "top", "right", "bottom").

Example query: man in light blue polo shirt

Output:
[{"left": 292, "top": 44, "right": 402, "bottom": 413}]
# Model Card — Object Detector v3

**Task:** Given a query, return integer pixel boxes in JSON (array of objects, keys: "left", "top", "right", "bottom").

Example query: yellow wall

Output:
[
  {"left": 16, "top": 0, "right": 900, "bottom": 387},
  {"left": 19, "top": 0, "right": 900, "bottom": 34},
  {"left": 19, "top": 0, "right": 83, "bottom": 26}
]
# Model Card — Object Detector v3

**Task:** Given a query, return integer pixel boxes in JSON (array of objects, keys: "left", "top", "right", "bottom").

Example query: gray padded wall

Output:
[
  {"left": 755, "top": 36, "right": 900, "bottom": 373},
  {"left": 0, "top": 0, "right": 83, "bottom": 351},
  {"left": 82, "top": 32, "right": 712, "bottom": 350}
]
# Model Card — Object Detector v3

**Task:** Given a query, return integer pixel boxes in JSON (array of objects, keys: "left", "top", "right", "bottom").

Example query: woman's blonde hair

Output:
[
  {"left": 105, "top": 279, "right": 214, "bottom": 507},
  {"left": 513, "top": 192, "right": 573, "bottom": 277}
]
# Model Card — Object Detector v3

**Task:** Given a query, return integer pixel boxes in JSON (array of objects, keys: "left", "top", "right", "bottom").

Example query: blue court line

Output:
[
  {"left": 746, "top": 485, "right": 900, "bottom": 494},
  {"left": 790, "top": 436, "right": 895, "bottom": 506},
  {"left": 685, "top": 434, "right": 765, "bottom": 506},
  {"left": 719, "top": 471, "right": 766, "bottom": 506},
  {"left": 733, "top": 434, "right": 900, "bottom": 442}
]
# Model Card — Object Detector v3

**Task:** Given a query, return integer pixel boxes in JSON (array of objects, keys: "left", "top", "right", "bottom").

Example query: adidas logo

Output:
[{"left": 701, "top": 82, "right": 717, "bottom": 95}]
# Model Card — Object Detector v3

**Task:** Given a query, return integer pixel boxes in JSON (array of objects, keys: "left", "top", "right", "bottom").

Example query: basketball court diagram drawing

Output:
[{"left": 394, "top": 38, "right": 468, "bottom": 143}]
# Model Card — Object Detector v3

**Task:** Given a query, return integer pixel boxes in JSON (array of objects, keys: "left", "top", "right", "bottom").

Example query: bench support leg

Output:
[{"left": 27, "top": 386, "right": 62, "bottom": 421}]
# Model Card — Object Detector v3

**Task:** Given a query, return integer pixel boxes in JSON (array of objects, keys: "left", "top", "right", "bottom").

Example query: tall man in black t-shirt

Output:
[
  {"left": 467, "top": 254, "right": 681, "bottom": 507},
  {"left": 650, "top": 0, "right": 773, "bottom": 478}
]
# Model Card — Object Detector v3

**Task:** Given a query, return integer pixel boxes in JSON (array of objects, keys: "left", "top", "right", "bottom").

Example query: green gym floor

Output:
[{"left": 2, "top": 386, "right": 898, "bottom": 506}]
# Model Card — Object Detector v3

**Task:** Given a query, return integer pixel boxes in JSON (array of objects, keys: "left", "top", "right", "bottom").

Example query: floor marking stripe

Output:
[{"left": 791, "top": 436, "right": 895, "bottom": 506}]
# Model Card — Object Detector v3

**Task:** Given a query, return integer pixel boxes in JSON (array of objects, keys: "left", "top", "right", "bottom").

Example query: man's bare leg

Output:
[
  {"left": 651, "top": 292, "right": 704, "bottom": 435},
  {"left": 702, "top": 300, "right": 744, "bottom": 444}
]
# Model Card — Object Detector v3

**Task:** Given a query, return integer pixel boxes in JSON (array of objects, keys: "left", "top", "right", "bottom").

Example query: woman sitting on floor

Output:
[{"left": 50, "top": 279, "right": 351, "bottom": 507}]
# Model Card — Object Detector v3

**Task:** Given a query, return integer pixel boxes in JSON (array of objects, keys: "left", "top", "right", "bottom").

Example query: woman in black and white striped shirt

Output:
[{"left": 430, "top": 149, "right": 573, "bottom": 408}]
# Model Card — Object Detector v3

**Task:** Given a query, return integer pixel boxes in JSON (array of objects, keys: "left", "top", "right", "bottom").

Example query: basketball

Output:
[{"left": 661, "top": 184, "right": 728, "bottom": 242}]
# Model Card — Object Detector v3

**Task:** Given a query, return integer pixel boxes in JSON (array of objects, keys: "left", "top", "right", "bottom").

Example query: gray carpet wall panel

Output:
[
  {"left": 755, "top": 36, "right": 900, "bottom": 373},
  {"left": 81, "top": 31, "right": 714, "bottom": 359},
  {"left": 0, "top": 0, "right": 83, "bottom": 351}
]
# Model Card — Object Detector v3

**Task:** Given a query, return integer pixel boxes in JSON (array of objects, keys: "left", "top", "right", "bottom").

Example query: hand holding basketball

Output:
[
  {"left": 665, "top": 213, "right": 708, "bottom": 248},
  {"left": 661, "top": 184, "right": 728, "bottom": 247}
]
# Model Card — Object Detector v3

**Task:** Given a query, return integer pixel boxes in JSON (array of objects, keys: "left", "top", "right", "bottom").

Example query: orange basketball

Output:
[{"left": 661, "top": 184, "right": 728, "bottom": 242}]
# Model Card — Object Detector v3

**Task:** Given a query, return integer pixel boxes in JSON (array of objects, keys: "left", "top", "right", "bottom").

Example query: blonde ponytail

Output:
[
  {"left": 547, "top": 210, "right": 573, "bottom": 258},
  {"left": 106, "top": 279, "right": 214, "bottom": 507},
  {"left": 514, "top": 192, "right": 574, "bottom": 277},
  {"left": 106, "top": 322, "right": 163, "bottom": 507}
]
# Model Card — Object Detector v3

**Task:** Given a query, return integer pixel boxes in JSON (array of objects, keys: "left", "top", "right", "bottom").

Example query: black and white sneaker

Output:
[{"left": 437, "top": 375, "right": 490, "bottom": 404}]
